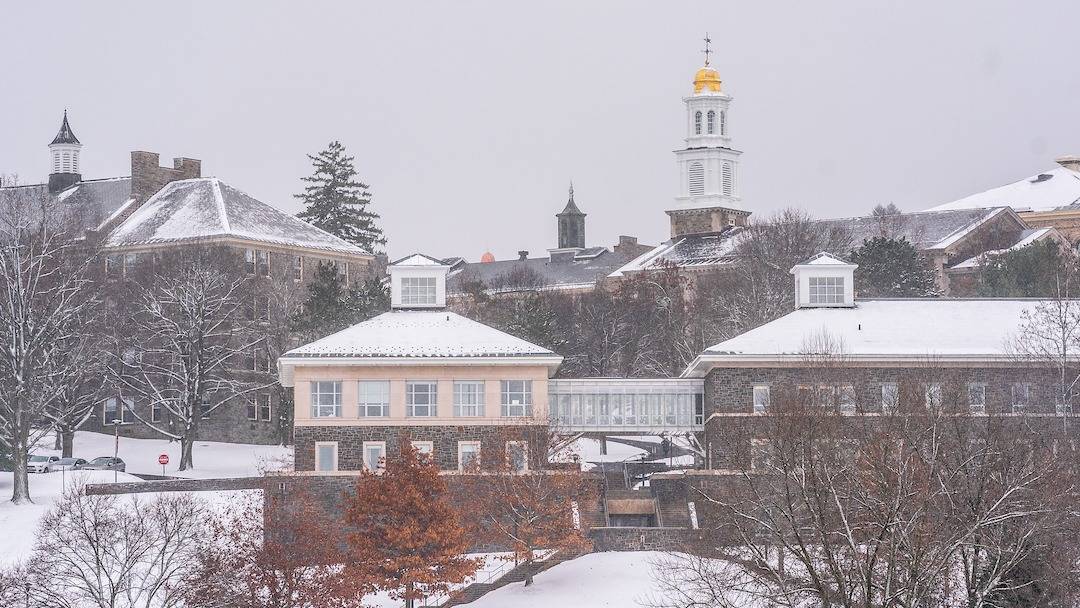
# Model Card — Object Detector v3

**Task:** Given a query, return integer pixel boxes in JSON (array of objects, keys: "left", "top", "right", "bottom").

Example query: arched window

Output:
[
  {"left": 689, "top": 162, "right": 705, "bottom": 196},
  {"left": 694, "top": 111, "right": 702, "bottom": 135},
  {"left": 707, "top": 110, "right": 716, "bottom": 134},
  {"left": 720, "top": 111, "right": 727, "bottom": 135}
]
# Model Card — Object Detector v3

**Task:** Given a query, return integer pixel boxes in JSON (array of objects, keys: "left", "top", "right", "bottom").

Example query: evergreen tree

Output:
[
  {"left": 295, "top": 141, "right": 386, "bottom": 252},
  {"left": 976, "top": 240, "right": 1076, "bottom": 297},
  {"left": 292, "top": 262, "right": 389, "bottom": 340},
  {"left": 850, "top": 237, "right": 940, "bottom": 297}
]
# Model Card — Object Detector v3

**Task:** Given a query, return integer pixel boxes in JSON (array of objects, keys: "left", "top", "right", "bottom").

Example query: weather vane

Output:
[{"left": 703, "top": 33, "right": 712, "bottom": 66}]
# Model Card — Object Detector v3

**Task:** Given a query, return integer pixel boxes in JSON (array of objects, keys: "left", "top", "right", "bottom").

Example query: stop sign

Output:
[{"left": 158, "top": 453, "right": 169, "bottom": 465}]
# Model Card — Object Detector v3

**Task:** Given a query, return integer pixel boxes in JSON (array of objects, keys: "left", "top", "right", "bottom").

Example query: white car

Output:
[
  {"left": 52, "top": 457, "right": 89, "bottom": 471},
  {"left": 26, "top": 455, "right": 60, "bottom": 473}
]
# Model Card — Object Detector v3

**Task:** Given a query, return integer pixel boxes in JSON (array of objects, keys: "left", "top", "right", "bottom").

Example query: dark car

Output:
[
  {"left": 53, "top": 457, "right": 89, "bottom": 471},
  {"left": 82, "top": 456, "right": 126, "bottom": 472}
]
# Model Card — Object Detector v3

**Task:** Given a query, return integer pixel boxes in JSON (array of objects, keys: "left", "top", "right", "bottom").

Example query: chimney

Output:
[
  {"left": 1056, "top": 155, "right": 1080, "bottom": 173},
  {"left": 131, "top": 151, "right": 202, "bottom": 204},
  {"left": 518, "top": 250, "right": 529, "bottom": 261}
]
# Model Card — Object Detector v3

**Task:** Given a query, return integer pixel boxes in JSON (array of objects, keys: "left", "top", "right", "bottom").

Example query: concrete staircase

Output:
[{"left": 439, "top": 550, "right": 586, "bottom": 607}]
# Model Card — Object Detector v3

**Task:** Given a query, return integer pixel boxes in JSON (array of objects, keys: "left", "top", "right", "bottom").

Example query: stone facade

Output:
[
  {"left": 667, "top": 206, "right": 750, "bottom": 238},
  {"left": 84, "top": 392, "right": 283, "bottom": 445},
  {"left": 294, "top": 424, "right": 548, "bottom": 471}
]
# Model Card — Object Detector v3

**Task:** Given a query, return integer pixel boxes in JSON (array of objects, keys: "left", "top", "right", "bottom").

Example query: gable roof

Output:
[
  {"left": 683, "top": 299, "right": 1043, "bottom": 376},
  {"left": 0, "top": 177, "right": 132, "bottom": 234},
  {"left": 392, "top": 253, "right": 448, "bottom": 267},
  {"left": 797, "top": 252, "right": 855, "bottom": 267},
  {"left": 609, "top": 227, "right": 745, "bottom": 277},
  {"left": 926, "top": 166, "right": 1080, "bottom": 214},
  {"left": 103, "top": 177, "right": 369, "bottom": 256}
]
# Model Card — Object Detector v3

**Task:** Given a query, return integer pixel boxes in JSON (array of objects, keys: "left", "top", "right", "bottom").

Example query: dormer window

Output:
[
  {"left": 401, "top": 277, "right": 437, "bottom": 306},
  {"left": 808, "top": 276, "right": 844, "bottom": 305},
  {"left": 790, "top": 252, "right": 858, "bottom": 309}
]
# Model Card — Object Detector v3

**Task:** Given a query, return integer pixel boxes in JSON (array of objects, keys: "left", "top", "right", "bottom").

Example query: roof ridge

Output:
[{"left": 210, "top": 178, "right": 231, "bottom": 233}]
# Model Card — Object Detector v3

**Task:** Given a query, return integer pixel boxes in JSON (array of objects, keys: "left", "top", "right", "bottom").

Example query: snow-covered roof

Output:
[
  {"left": 684, "top": 299, "right": 1049, "bottom": 376},
  {"left": 0, "top": 177, "right": 132, "bottom": 235},
  {"left": 392, "top": 253, "right": 448, "bottom": 267},
  {"left": 950, "top": 228, "right": 1057, "bottom": 270},
  {"left": 104, "top": 178, "right": 369, "bottom": 256},
  {"left": 448, "top": 246, "right": 643, "bottom": 294},
  {"left": 609, "top": 228, "right": 745, "bottom": 277},
  {"left": 796, "top": 252, "right": 855, "bottom": 267},
  {"left": 279, "top": 310, "right": 562, "bottom": 375},
  {"left": 926, "top": 166, "right": 1080, "bottom": 214}
]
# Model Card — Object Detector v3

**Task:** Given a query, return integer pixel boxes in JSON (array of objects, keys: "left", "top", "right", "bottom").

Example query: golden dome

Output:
[{"left": 693, "top": 66, "right": 722, "bottom": 94}]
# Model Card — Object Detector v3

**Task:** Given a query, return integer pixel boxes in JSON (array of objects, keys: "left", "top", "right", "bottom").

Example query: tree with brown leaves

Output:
[{"left": 343, "top": 441, "right": 480, "bottom": 608}]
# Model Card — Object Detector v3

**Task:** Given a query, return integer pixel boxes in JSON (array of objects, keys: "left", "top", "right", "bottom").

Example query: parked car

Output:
[
  {"left": 26, "top": 455, "right": 60, "bottom": 473},
  {"left": 53, "top": 457, "right": 88, "bottom": 471},
  {"left": 82, "top": 456, "right": 126, "bottom": 473}
]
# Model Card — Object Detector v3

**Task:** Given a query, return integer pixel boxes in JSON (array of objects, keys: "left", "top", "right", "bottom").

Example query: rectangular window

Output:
[
  {"left": 293, "top": 255, "right": 303, "bottom": 282},
  {"left": 458, "top": 441, "right": 481, "bottom": 471},
  {"left": 1011, "top": 382, "right": 1032, "bottom": 414},
  {"left": 925, "top": 383, "right": 942, "bottom": 409},
  {"left": 363, "top": 441, "right": 386, "bottom": 471},
  {"left": 454, "top": 381, "right": 485, "bottom": 417},
  {"left": 311, "top": 381, "right": 342, "bottom": 418},
  {"left": 752, "top": 385, "right": 770, "bottom": 413},
  {"left": 401, "top": 276, "right": 437, "bottom": 306},
  {"left": 103, "top": 397, "right": 130, "bottom": 424},
  {"left": 358, "top": 381, "right": 390, "bottom": 417},
  {"left": 968, "top": 383, "right": 986, "bottom": 414},
  {"left": 315, "top": 442, "right": 338, "bottom": 472},
  {"left": 881, "top": 382, "right": 899, "bottom": 414},
  {"left": 808, "top": 276, "right": 844, "bottom": 305},
  {"left": 246, "top": 398, "right": 258, "bottom": 420},
  {"left": 244, "top": 249, "right": 256, "bottom": 274},
  {"left": 837, "top": 385, "right": 857, "bottom": 414},
  {"left": 200, "top": 394, "right": 212, "bottom": 419},
  {"left": 151, "top": 401, "right": 163, "bottom": 423},
  {"left": 507, "top": 441, "right": 528, "bottom": 472},
  {"left": 105, "top": 255, "right": 122, "bottom": 278},
  {"left": 253, "top": 296, "right": 271, "bottom": 323},
  {"left": 123, "top": 253, "right": 138, "bottom": 277},
  {"left": 501, "top": 380, "right": 532, "bottom": 417},
  {"left": 406, "top": 381, "right": 438, "bottom": 417},
  {"left": 751, "top": 438, "right": 771, "bottom": 471},
  {"left": 258, "top": 393, "right": 271, "bottom": 421},
  {"left": 411, "top": 441, "right": 434, "bottom": 457},
  {"left": 256, "top": 250, "right": 270, "bottom": 277},
  {"left": 721, "top": 162, "right": 734, "bottom": 196}
]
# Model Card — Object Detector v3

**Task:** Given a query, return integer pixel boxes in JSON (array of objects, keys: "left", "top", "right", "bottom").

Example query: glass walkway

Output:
[{"left": 548, "top": 378, "right": 705, "bottom": 433}]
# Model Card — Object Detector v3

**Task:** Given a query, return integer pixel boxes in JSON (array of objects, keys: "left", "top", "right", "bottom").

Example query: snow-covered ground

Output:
[
  {"left": 30, "top": 430, "right": 292, "bottom": 479},
  {"left": 462, "top": 551, "right": 668, "bottom": 607}
]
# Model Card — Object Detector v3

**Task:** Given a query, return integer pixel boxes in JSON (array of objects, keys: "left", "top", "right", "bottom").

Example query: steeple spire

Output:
[
  {"left": 556, "top": 180, "right": 586, "bottom": 249},
  {"left": 50, "top": 109, "right": 81, "bottom": 146}
]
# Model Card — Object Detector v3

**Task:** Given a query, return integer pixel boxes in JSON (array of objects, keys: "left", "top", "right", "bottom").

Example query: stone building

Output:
[{"left": 0, "top": 112, "right": 379, "bottom": 445}]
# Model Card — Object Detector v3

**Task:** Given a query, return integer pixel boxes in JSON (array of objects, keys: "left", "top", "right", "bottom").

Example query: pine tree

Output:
[
  {"left": 296, "top": 141, "right": 386, "bottom": 252},
  {"left": 343, "top": 442, "right": 480, "bottom": 608},
  {"left": 291, "top": 263, "right": 389, "bottom": 341},
  {"left": 850, "top": 237, "right": 940, "bottom": 297},
  {"left": 976, "top": 240, "right": 1075, "bottom": 297}
]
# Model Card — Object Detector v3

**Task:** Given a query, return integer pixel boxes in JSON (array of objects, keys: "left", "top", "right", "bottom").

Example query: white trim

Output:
[
  {"left": 506, "top": 440, "right": 528, "bottom": 472},
  {"left": 363, "top": 441, "right": 386, "bottom": 471},
  {"left": 315, "top": 441, "right": 338, "bottom": 472},
  {"left": 458, "top": 440, "right": 481, "bottom": 472},
  {"left": 411, "top": 440, "right": 434, "bottom": 456}
]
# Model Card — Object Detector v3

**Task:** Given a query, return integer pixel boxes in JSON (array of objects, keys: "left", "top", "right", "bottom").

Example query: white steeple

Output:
[{"left": 673, "top": 35, "right": 742, "bottom": 211}]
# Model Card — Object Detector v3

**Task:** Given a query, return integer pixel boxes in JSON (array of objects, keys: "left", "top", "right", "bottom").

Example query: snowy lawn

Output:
[
  {"left": 31, "top": 430, "right": 292, "bottom": 479},
  {"left": 461, "top": 551, "right": 667, "bottom": 607}
]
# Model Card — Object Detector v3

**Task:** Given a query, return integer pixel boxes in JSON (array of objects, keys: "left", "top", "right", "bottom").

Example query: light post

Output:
[{"left": 112, "top": 419, "right": 121, "bottom": 483}]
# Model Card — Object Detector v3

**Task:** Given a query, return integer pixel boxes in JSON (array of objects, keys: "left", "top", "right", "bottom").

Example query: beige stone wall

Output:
[{"left": 292, "top": 364, "right": 551, "bottom": 426}]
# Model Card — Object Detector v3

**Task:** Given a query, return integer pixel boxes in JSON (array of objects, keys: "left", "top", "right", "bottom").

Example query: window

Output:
[
  {"left": 411, "top": 441, "right": 434, "bottom": 457},
  {"left": 200, "top": 394, "right": 212, "bottom": 419},
  {"left": 706, "top": 110, "right": 716, "bottom": 134},
  {"left": 363, "top": 441, "right": 386, "bottom": 471},
  {"left": 401, "top": 277, "right": 437, "bottom": 306},
  {"left": 406, "top": 381, "right": 438, "bottom": 417},
  {"left": 720, "top": 110, "right": 727, "bottom": 135},
  {"left": 123, "top": 253, "right": 138, "bottom": 277},
  {"left": 925, "top": 383, "right": 943, "bottom": 409},
  {"left": 103, "top": 397, "right": 131, "bottom": 424},
  {"left": 721, "top": 162, "right": 734, "bottom": 196},
  {"left": 837, "top": 385, "right": 857, "bottom": 413},
  {"left": 808, "top": 276, "right": 844, "bottom": 305},
  {"left": 1011, "top": 383, "right": 1032, "bottom": 413},
  {"left": 315, "top": 442, "right": 338, "bottom": 472},
  {"left": 293, "top": 255, "right": 303, "bottom": 282},
  {"left": 246, "top": 398, "right": 258, "bottom": 420},
  {"left": 881, "top": 383, "right": 899, "bottom": 414},
  {"left": 694, "top": 110, "right": 702, "bottom": 134},
  {"left": 244, "top": 249, "right": 256, "bottom": 274},
  {"left": 968, "top": 383, "right": 986, "bottom": 414},
  {"left": 252, "top": 296, "right": 271, "bottom": 323},
  {"left": 256, "top": 250, "right": 270, "bottom": 277},
  {"left": 506, "top": 441, "right": 528, "bottom": 472},
  {"left": 151, "top": 402, "right": 163, "bottom": 423},
  {"left": 458, "top": 441, "right": 480, "bottom": 471},
  {"left": 258, "top": 393, "right": 271, "bottom": 421},
  {"left": 751, "top": 438, "right": 771, "bottom": 471},
  {"left": 688, "top": 162, "right": 705, "bottom": 196},
  {"left": 252, "top": 348, "right": 271, "bottom": 373},
  {"left": 454, "top": 381, "right": 485, "bottom": 417},
  {"left": 501, "top": 380, "right": 532, "bottom": 417},
  {"left": 311, "top": 381, "right": 342, "bottom": 418},
  {"left": 105, "top": 255, "right": 122, "bottom": 278},
  {"left": 358, "top": 381, "right": 390, "bottom": 417},
  {"left": 752, "top": 385, "right": 770, "bottom": 413}
]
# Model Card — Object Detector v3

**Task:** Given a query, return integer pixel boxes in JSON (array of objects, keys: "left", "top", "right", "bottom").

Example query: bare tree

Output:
[
  {"left": 111, "top": 247, "right": 269, "bottom": 470},
  {"left": 0, "top": 188, "right": 98, "bottom": 503},
  {"left": 1011, "top": 273, "right": 1080, "bottom": 416}
]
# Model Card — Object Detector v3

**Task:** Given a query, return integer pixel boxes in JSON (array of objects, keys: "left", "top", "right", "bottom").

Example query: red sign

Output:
[{"left": 158, "top": 454, "right": 169, "bottom": 466}]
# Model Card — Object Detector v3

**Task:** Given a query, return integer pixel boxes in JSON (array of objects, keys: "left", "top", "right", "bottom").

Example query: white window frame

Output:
[
  {"left": 925, "top": 383, "right": 943, "bottom": 409},
  {"left": 363, "top": 441, "right": 386, "bottom": 471},
  {"left": 706, "top": 110, "right": 716, "bottom": 134},
  {"left": 454, "top": 380, "right": 485, "bottom": 417},
  {"left": 151, "top": 401, "right": 163, "bottom": 423},
  {"left": 246, "top": 398, "right": 258, "bottom": 420},
  {"left": 293, "top": 255, "right": 303, "bottom": 282},
  {"left": 406, "top": 380, "right": 438, "bottom": 417},
  {"left": 315, "top": 441, "right": 338, "bottom": 472},
  {"left": 881, "top": 382, "right": 899, "bottom": 414},
  {"left": 694, "top": 110, "right": 702, "bottom": 134},
  {"left": 720, "top": 110, "right": 727, "bottom": 135},
  {"left": 258, "top": 393, "right": 271, "bottom": 421},
  {"left": 808, "top": 276, "right": 844, "bottom": 305},
  {"left": 1011, "top": 382, "right": 1032, "bottom": 414},
  {"left": 244, "top": 249, "right": 256, "bottom": 274},
  {"left": 752, "top": 385, "right": 770, "bottom": 413},
  {"left": 400, "top": 277, "right": 437, "bottom": 306},
  {"left": 256, "top": 250, "right": 270, "bottom": 277},
  {"left": 411, "top": 440, "right": 434, "bottom": 457},
  {"left": 358, "top": 380, "right": 390, "bottom": 417},
  {"left": 103, "top": 396, "right": 132, "bottom": 425},
  {"left": 501, "top": 380, "right": 532, "bottom": 417},
  {"left": 311, "top": 381, "right": 343, "bottom": 418},
  {"left": 968, "top": 383, "right": 987, "bottom": 414},
  {"left": 506, "top": 440, "right": 528, "bottom": 472},
  {"left": 458, "top": 441, "right": 481, "bottom": 472}
]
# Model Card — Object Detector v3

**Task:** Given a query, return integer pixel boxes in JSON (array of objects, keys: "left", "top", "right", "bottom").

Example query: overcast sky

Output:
[{"left": 3, "top": 1, "right": 1080, "bottom": 260}]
